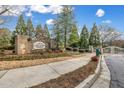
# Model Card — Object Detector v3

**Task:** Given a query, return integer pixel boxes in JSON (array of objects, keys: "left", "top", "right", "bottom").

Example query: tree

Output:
[
  {"left": 55, "top": 6, "right": 75, "bottom": 49},
  {"left": 80, "top": 25, "right": 89, "bottom": 49},
  {"left": 43, "top": 24, "right": 51, "bottom": 48},
  {"left": 10, "top": 31, "right": 16, "bottom": 47},
  {"left": 35, "top": 24, "right": 43, "bottom": 41},
  {"left": 0, "top": 6, "right": 11, "bottom": 25},
  {"left": 0, "top": 6, "right": 25, "bottom": 25},
  {"left": 89, "top": 23, "right": 100, "bottom": 47},
  {"left": 0, "top": 8, "right": 9, "bottom": 15},
  {"left": 27, "top": 18, "right": 34, "bottom": 39},
  {"left": 98, "top": 24, "right": 121, "bottom": 46},
  {"left": 68, "top": 24, "right": 79, "bottom": 47},
  {"left": 15, "top": 14, "right": 27, "bottom": 35},
  {"left": 44, "top": 24, "right": 50, "bottom": 39},
  {"left": 52, "top": 20, "right": 63, "bottom": 49},
  {"left": 0, "top": 28, "right": 11, "bottom": 48}
]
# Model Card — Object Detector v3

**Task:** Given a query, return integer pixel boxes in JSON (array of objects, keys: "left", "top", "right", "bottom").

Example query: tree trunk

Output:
[{"left": 64, "top": 27, "right": 67, "bottom": 49}]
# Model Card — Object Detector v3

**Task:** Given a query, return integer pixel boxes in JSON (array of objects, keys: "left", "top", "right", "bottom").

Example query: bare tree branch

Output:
[
  {"left": 0, "top": 8, "right": 9, "bottom": 15},
  {"left": 98, "top": 24, "right": 121, "bottom": 46}
]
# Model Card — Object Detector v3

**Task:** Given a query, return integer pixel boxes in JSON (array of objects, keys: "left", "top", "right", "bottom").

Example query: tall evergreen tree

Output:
[
  {"left": 27, "top": 18, "right": 34, "bottom": 39},
  {"left": 35, "top": 24, "right": 43, "bottom": 40},
  {"left": 43, "top": 24, "right": 51, "bottom": 48},
  {"left": 68, "top": 24, "right": 79, "bottom": 47},
  {"left": 80, "top": 25, "right": 89, "bottom": 49},
  {"left": 52, "top": 20, "right": 63, "bottom": 49},
  {"left": 55, "top": 6, "right": 75, "bottom": 49},
  {"left": 89, "top": 23, "right": 100, "bottom": 47},
  {"left": 44, "top": 24, "right": 50, "bottom": 38},
  {"left": 15, "top": 14, "right": 27, "bottom": 35},
  {"left": 10, "top": 30, "right": 16, "bottom": 47}
]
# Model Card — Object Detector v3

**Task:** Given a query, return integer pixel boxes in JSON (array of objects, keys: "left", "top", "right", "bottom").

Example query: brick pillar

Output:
[{"left": 15, "top": 35, "right": 31, "bottom": 55}]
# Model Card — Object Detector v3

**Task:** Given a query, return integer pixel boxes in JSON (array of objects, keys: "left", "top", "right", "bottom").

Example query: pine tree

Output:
[
  {"left": 52, "top": 20, "right": 63, "bottom": 49},
  {"left": 80, "top": 25, "right": 89, "bottom": 49},
  {"left": 43, "top": 24, "right": 50, "bottom": 48},
  {"left": 15, "top": 14, "right": 27, "bottom": 35},
  {"left": 89, "top": 23, "right": 100, "bottom": 47},
  {"left": 27, "top": 18, "right": 34, "bottom": 39},
  {"left": 68, "top": 24, "right": 79, "bottom": 47},
  {"left": 10, "top": 31, "right": 16, "bottom": 47},
  {"left": 44, "top": 24, "right": 50, "bottom": 39},
  {"left": 55, "top": 6, "right": 75, "bottom": 49},
  {"left": 35, "top": 24, "right": 43, "bottom": 41}
]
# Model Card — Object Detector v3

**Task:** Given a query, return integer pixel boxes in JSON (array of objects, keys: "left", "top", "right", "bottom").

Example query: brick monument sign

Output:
[{"left": 15, "top": 35, "right": 50, "bottom": 55}]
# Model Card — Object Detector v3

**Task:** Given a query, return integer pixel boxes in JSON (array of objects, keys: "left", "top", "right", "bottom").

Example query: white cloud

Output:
[
  {"left": 96, "top": 9, "right": 105, "bottom": 17},
  {"left": 0, "top": 5, "right": 27, "bottom": 16},
  {"left": 46, "top": 19, "right": 55, "bottom": 25},
  {"left": 0, "top": 5, "right": 63, "bottom": 17},
  {"left": 30, "top": 5, "right": 50, "bottom": 13},
  {"left": 26, "top": 11, "right": 32, "bottom": 17},
  {"left": 102, "top": 20, "right": 112, "bottom": 24},
  {"left": 29, "top": 5, "right": 63, "bottom": 14},
  {"left": 48, "top": 5, "right": 63, "bottom": 14}
]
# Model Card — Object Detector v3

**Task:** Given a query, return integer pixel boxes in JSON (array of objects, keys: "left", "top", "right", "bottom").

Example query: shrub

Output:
[
  {"left": 31, "top": 50, "right": 44, "bottom": 55},
  {"left": 0, "top": 49, "right": 5, "bottom": 55},
  {"left": 79, "top": 49, "right": 85, "bottom": 53},
  {"left": 0, "top": 52, "right": 73, "bottom": 61},
  {"left": 73, "top": 48, "right": 78, "bottom": 51},
  {"left": 12, "top": 50, "right": 15, "bottom": 54},
  {"left": 59, "top": 50, "right": 63, "bottom": 53},
  {"left": 47, "top": 49, "right": 52, "bottom": 53},
  {"left": 1, "top": 49, "right": 5, "bottom": 52},
  {"left": 91, "top": 56, "right": 99, "bottom": 62},
  {"left": 54, "top": 50, "right": 59, "bottom": 53},
  {"left": 85, "top": 49, "right": 89, "bottom": 52},
  {"left": 55, "top": 50, "right": 63, "bottom": 53},
  {"left": 66, "top": 47, "right": 73, "bottom": 51},
  {"left": 0, "top": 46, "right": 14, "bottom": 50}
]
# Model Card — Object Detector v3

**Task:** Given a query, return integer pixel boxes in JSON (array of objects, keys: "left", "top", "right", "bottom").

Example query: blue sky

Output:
[{"left": 0, "top": 5, "right": 124, "bottom": 34}]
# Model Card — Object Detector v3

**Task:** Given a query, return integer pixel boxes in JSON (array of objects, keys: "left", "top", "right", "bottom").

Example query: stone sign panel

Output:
[{"left": 33, "top": 42, "right": 45, "bottom": 50}]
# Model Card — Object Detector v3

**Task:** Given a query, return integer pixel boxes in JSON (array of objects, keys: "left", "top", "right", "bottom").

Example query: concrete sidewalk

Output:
[{"left": 0, "top": 54, "right": 92, "bottom": 88}]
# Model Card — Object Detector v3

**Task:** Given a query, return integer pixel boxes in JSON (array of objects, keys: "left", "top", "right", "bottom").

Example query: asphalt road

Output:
[{"left": 105, "top": 55, "right": 124, "bottom": 88}]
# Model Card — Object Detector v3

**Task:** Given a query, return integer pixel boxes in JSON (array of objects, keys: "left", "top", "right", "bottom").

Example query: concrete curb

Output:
[
  {"left": 91, "top": 55, "right": 111, "bottom": 88},
  {"left": 75, "top": 56, "right": 101, "bottom": 88}
]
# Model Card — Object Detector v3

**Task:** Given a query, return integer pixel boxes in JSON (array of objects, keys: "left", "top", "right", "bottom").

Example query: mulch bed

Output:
[
  {"left": 0, "top": 54, "right": 82, "bottom": 71},
  {"left": 31, "top": 60, "right": 98, "bottom": 88},
  {"left": 0, "top": 52, "right": 80, "bottom": 61}
]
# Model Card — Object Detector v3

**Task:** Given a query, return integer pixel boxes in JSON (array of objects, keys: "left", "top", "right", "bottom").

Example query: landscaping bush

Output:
[
  {"left": 73, "top": 48, "right": 78, "bottom": 51},
  {"left": 31, "top": 50, "right": 44, "bottom": 55},
  {"left": 91, "top": 56, "right": 99, "bottom": 62},
  {"left": 59, "top": 50, "right": 63, "bottom": 53},
  {"left": 79, "top": 49, "right": 85, "bottom": 53},
  {"left": 66, "top": 47, "right": 73, "bottom": 51},
  {"left": 47, "top": 49, "right": 52, "bottom": 53},
  {"left": 0, "top": 46, "right": 14, "bottom": 50},
  {"left": 0, "top": 49, "right": 5, "bottom": 55},
  {"left": 85, "top": 49, "right": 89, "bottom": 52},
  {"left": 0, "top": 52, "right": 75, "bottom": 61},
  {"left": 12, "top": 50, "right": 15, "bottom": 54}
]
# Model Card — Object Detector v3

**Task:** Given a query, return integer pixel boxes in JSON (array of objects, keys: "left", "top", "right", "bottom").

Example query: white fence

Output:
[{"left": 103, "top": 46, "right": 124, "bottom": 54}]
